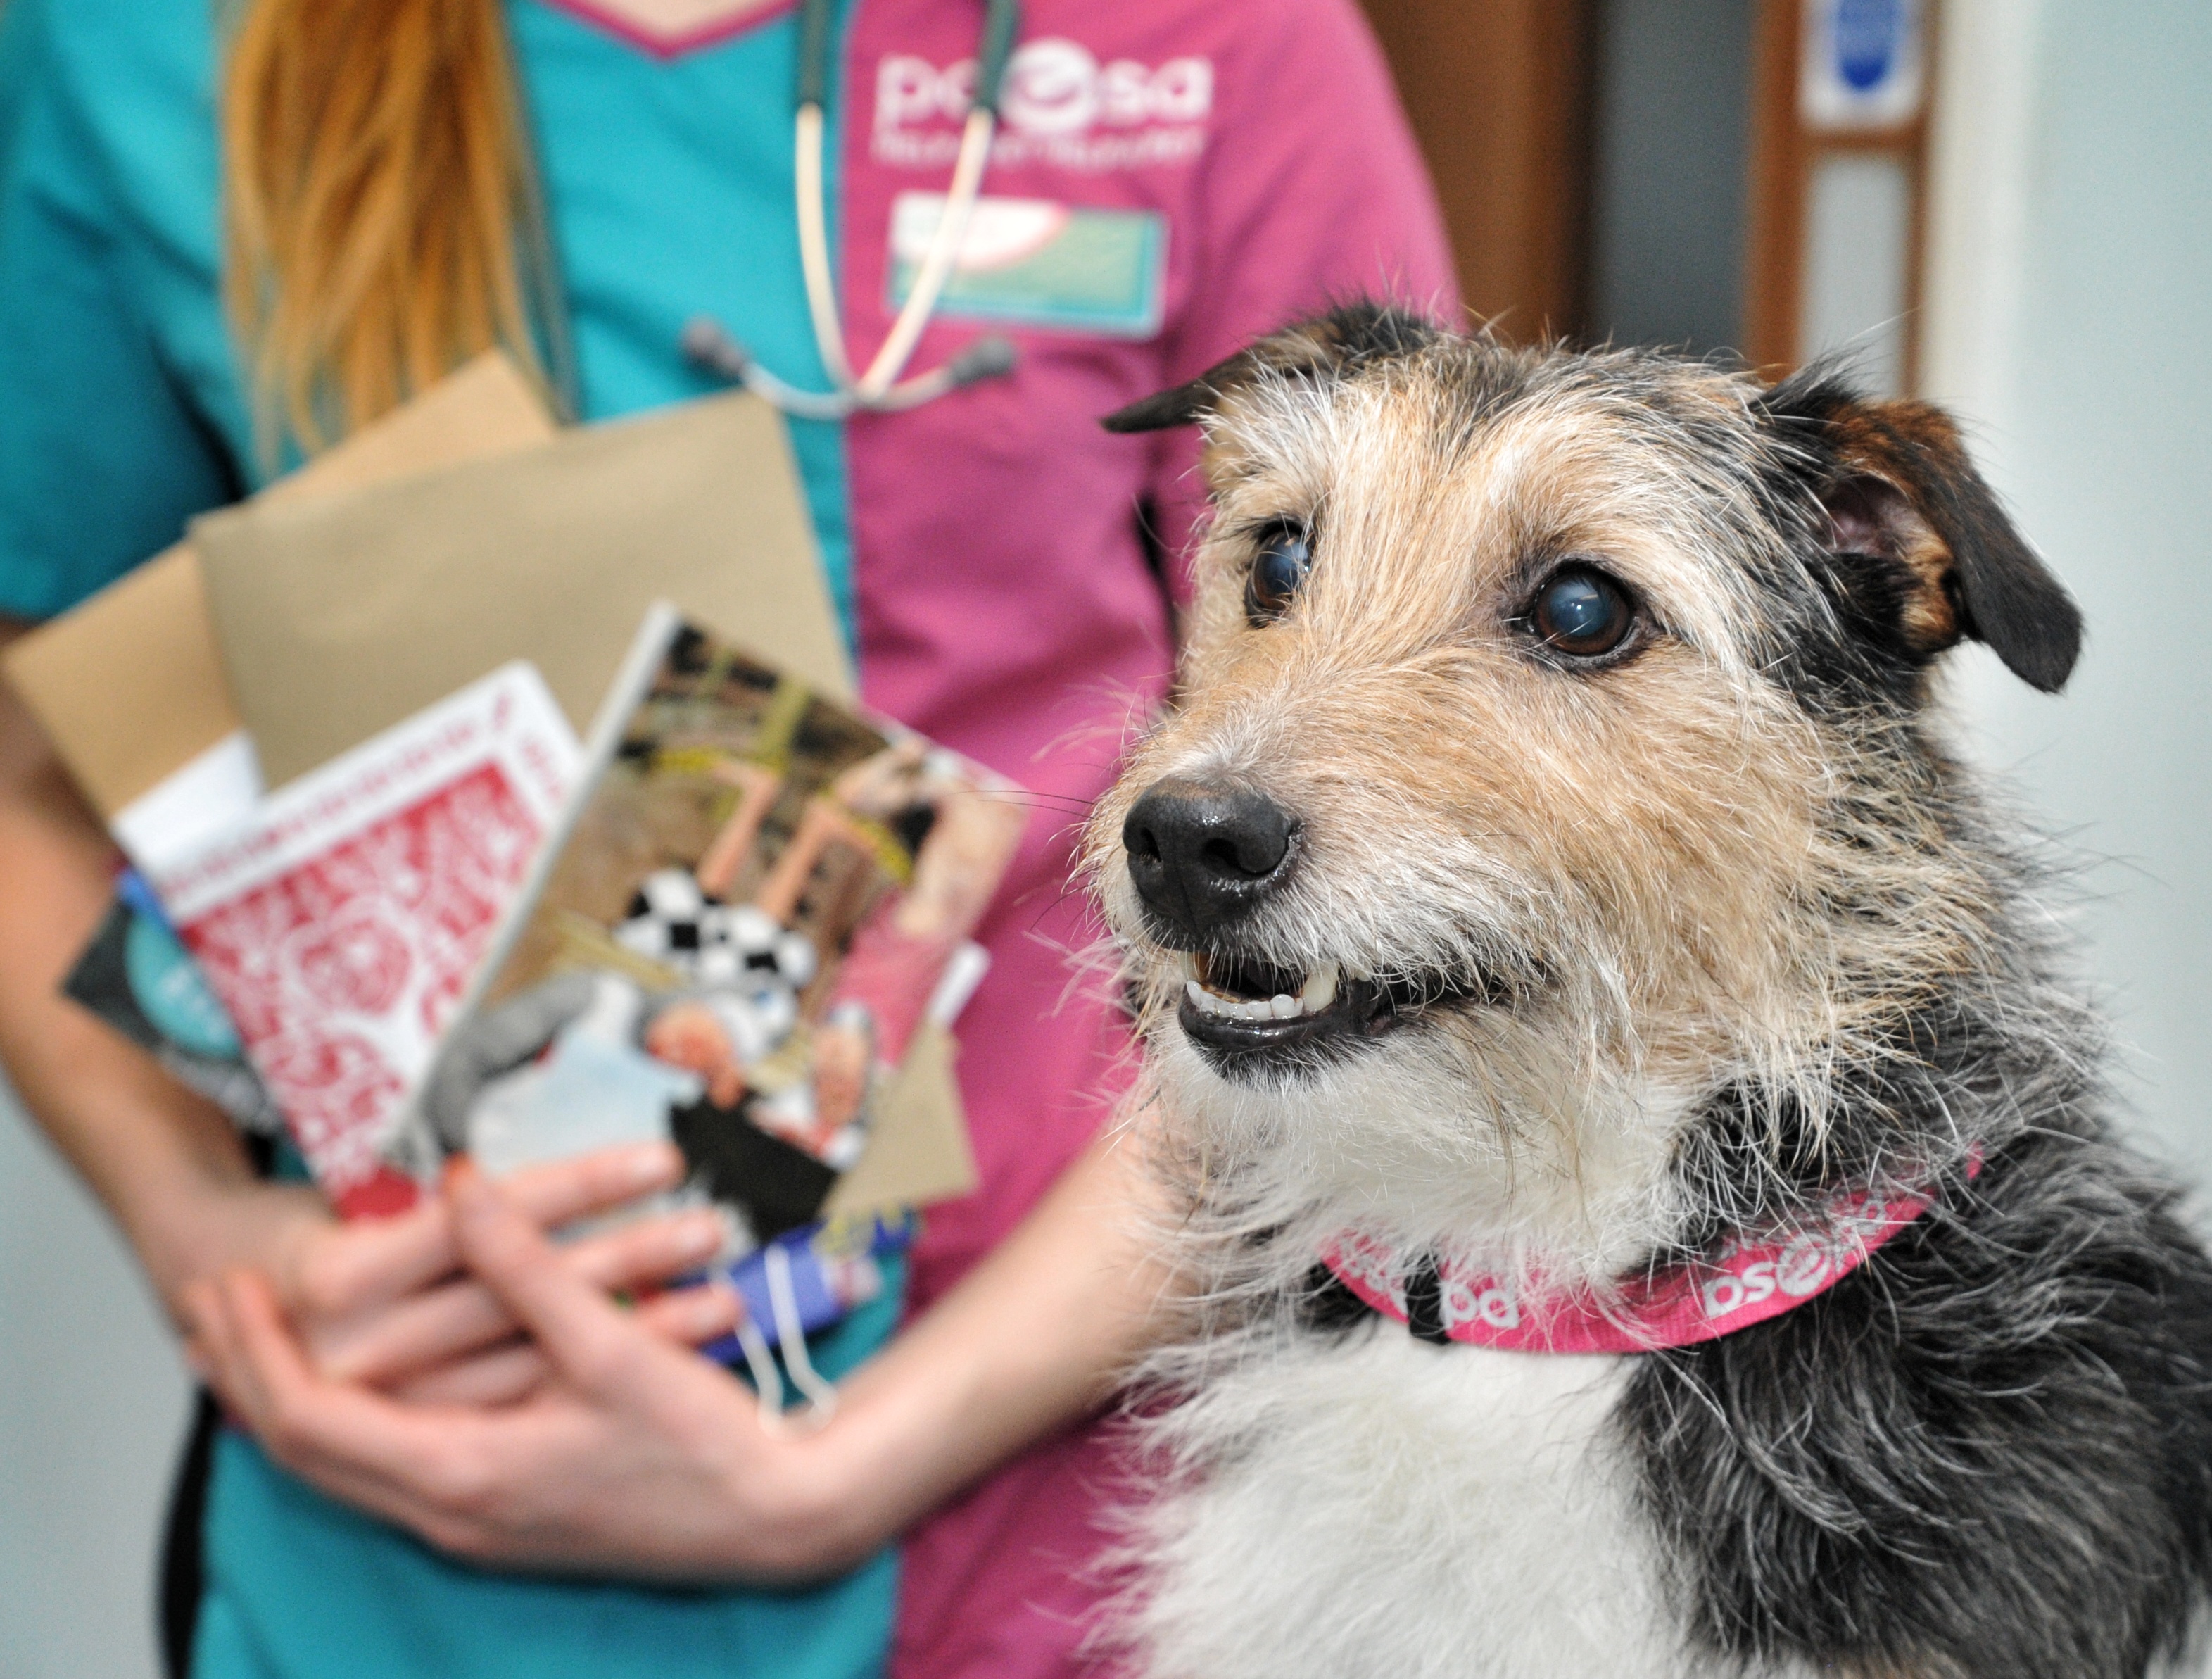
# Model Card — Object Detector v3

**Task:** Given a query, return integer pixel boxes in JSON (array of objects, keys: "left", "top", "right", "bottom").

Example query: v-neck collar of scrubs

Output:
[{"left": 529, "top": 0, "right": 800, "bottom": 60}]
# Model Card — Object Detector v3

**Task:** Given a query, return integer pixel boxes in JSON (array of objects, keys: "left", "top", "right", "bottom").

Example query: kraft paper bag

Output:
[
  {"left": 2, "top": 352, "right": 557, "bottom": 821},
  {"left": 190, "top": 389, "right": 854, "bottom": 791}
]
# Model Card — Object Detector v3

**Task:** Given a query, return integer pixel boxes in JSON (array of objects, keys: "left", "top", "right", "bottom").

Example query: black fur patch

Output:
[
  {"left": 1663, "top": 971, "right": 2071, "bottom": 1262},
  {"left": 1101, "top": 303, "right": 1437, "bottom": 434},
  {"left": 1781, "top": 544, "right": 1940, "bottom": 714},
  {"left": 1759, "top": 365, "right": 2085, "bottom": 694},
  {"left": 1622, "top": 1128, "right": 2212, "bottom": 1679}
]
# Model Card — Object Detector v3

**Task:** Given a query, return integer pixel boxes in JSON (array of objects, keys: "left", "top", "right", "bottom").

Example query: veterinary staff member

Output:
[{"left": 0, "top": 0, "right": 1455, "bottom": 1675}]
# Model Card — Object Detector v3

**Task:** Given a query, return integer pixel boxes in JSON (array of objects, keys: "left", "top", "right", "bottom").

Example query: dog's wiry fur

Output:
[{"left": 1086, "top": 308, "right": 2212, "bottom": 1678}]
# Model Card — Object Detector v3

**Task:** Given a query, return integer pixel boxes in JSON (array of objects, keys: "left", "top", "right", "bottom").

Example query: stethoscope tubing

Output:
[
  {"left": 781, "top": 103, "right": 999, "bottom": 413},
  {"left": 702, "top": 0, "right": 1023, "bottom": 418},
  {"left": 509, "top": 0, "right": 1023, "bottom": 424}
]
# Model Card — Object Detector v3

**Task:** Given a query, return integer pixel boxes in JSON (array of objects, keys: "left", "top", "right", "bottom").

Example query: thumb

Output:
[{"left": 445, "top": 1159, "right": 666, "bottom": 1400}]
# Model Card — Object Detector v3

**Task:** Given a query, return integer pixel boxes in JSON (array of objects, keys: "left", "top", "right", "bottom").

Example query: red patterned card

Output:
[{"left": 150, "top": 665, "right": 578, "bottom": 1216}]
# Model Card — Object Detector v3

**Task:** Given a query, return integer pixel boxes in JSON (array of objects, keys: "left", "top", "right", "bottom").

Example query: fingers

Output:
[
  {"left": 285, "top": 1142, "right": 688, "bottom": 1326},
  {"left": 388, "top": 1342, "right": 550, "bottom": 1409},
  {"left": 502, "top": 1140, "right": 688, "bottom": 1231},
  {"left": 182, "top": 1260, "right": 769, "bottom": 1574},
  {"left": 377, "top": 1282, "right": 741, "bottom": 1408},
  {"left": 187, "top": 1269, "right": 514, "bottom": 1546},
  {"left": 281, "top": 1195, "right": 463, "bottom": 1324},
  {"left": 314, "top": 1205, "right": 728, "bottom": 1386},
  {"left": 308, "top": 1277, "right": 514, "bottom": 1385},
  {"left": 445, "top": 1159, "right": 671, "bottom": 1399},
  {"left": 569, "top": 1207, "right": 729, "bottom": 1296},
  {"left": 179, "top": 1276, "right": 254, "bottom": 1414},
  {"left": 633, "top": 1281, "right": 745, "bottom": 1348}
]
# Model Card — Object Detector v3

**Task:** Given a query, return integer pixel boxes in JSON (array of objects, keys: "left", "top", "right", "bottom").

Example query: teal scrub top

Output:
[{"left": 0, "top": 0, "right": 902, "bottom": 1673}]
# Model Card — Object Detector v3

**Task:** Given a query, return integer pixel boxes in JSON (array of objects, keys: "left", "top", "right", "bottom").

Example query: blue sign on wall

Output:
[{"left": 1801, "top": 0, "right": 1925, "bottom": 130}]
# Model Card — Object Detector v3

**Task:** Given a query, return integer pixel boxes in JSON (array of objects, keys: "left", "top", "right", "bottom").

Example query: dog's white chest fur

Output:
[{"left": 1132, "top": 1324, "right": 1696, "bottom": 1679}]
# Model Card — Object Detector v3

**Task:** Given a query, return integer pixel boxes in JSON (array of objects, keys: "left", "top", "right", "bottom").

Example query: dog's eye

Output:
[
  {"left": 1529, "top": 567, "right": 1636, "bottom": 658},
  {"left": 1245, "top": 524, "right": 1313, "bottom": 626}
]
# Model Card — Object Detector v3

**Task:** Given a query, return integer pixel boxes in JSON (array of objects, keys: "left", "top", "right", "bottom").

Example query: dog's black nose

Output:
[{"left": 1123, "top": 776, "right": 1296, "bottom": 945}]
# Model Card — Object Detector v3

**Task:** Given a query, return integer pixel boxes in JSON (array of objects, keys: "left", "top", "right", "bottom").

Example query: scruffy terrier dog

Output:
[{"left": 1089, "top": 307, "right": 2212, "bottom": 1679}]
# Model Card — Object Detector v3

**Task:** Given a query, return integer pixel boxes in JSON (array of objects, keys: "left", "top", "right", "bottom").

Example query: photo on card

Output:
[{"left": 419, "top": 615, "right": 1025, "bottom": 1259}]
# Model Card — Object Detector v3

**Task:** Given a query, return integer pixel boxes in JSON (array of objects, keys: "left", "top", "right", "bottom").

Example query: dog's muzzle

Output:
[
  {"left": 1120, "top": 774, "right": 1516, "bottom": 1080},
  {"left": 1122, "top": 776, "right": 1296, "bottom": 946}
]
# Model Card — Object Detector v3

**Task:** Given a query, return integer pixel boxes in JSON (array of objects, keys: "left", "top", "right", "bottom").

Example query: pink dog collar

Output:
[{"left": 1319, "top": 1161, "right": 1977, "bottom": 1355}]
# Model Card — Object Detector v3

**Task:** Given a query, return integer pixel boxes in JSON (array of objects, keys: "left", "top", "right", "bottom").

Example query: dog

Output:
[{"left": 1087, "top": 306, "right": 2212, "bottom": 1679}]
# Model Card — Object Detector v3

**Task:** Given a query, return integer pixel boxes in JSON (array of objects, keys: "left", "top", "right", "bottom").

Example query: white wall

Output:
[
  {"left": 0, "top": 1083, "right": 187, "bottom": 1679},
  {"left": 1924, "top": 0, "right": 2212, "bottom": 1184}
]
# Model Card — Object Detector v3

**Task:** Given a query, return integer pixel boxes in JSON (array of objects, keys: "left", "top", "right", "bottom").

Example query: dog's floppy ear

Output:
[
  {"left": 1762, "top": 367, "right": 2083, "bottom": 693},
  {"left": 1101, "top": 302, "right": 1436, "bottom": 434}
]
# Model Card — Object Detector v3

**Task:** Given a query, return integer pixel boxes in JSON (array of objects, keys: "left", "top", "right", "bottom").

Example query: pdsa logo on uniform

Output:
[{"left": 875, "top": 39, "right": 1214, "bottom": 171}]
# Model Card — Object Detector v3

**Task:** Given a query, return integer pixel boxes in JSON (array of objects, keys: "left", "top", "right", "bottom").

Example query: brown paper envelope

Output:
[
  {"left": 2, "top": 352, "right": 556, "bottom": 819},
  {"left": 192, "top": 389, "right": 852, "bottom": 789},
  {"left": 823, "top": 1021, "right": 979, "bottom": 1220},
  {"left": 270, "top": 351, "right": 556, "bottom": 493},
  {"left": 4, "top": 549, "right": 241, "bottom": 821}
]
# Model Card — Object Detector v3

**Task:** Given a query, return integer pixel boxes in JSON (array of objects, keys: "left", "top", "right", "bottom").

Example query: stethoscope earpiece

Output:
[{"left": 946, "top": 335, "right": 1019, "bottom": 386}]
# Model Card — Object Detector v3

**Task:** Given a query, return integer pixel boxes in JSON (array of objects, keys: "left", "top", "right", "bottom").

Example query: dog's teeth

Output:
[
  {"left": 1177, "top": 952, "right": 1199, "bottom": 983},
  {"left": 1184, "top": 979, "right": 1259, "bottom": 1021},
  {"left": 1301, "top": 962, "right": 1341, "bottom": 1012},
  {"left": 1181, "top": 968, "right": 1325, "bottom": 1026}
]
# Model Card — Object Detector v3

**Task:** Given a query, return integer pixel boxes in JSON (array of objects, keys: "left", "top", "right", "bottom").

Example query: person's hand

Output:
[
  {"left": 0, "top": 639, "right": 737, "bottom": 1411},
  {"left": 181, "top": 1142, "right": 740, "bottom": 1407},
  {"left": 184, "top": 1159, "right": 859, "bottom": 1582},
  {"left": 184, "top": 1121, "right": 1178, "bottom": 1585}
]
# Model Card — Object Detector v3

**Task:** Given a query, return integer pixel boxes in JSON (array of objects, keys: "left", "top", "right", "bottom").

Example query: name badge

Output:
[{"left": 887, "top": 192, "right": 1166, "bottom": 338}]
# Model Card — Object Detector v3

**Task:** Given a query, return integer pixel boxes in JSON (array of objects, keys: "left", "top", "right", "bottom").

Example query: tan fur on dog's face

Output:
[{"left": 1089, "top": 316, "right": 2080, "bottom": 1278}]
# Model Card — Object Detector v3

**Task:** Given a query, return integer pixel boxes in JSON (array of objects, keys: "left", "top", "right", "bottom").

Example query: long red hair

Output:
[{"left": 221, "top": 0, "right": 537, "bottom": 450}]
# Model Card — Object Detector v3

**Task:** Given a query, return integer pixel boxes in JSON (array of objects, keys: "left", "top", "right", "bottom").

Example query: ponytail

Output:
[{"left": 221, "top": 0, "right": 537, "bottom": 451}]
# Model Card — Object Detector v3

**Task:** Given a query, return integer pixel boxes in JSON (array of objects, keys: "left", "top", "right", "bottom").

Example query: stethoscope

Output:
[
  {"left": 512, "top": 0, "right": 1022, "bottom": 424},
  {"left": 678, "top": 0, "right": 1024, "bottom": 420}
]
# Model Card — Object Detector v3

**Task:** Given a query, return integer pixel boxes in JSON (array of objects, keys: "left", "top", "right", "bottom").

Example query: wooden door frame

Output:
[
  {"left": 1743, "top": 0, "right": 1937, "bottom": 384},
  {"left": 1360, "top": 0, "right": 1597, "bottom": 344}
]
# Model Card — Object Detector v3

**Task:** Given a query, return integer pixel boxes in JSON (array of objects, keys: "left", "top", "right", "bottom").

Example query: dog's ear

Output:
[
  {"left": 1101, "top": 303, "right": 1436, "bottom": 434},
  {"left": 1762, "top": 368, "right": 2083, "bottom": 693}
]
